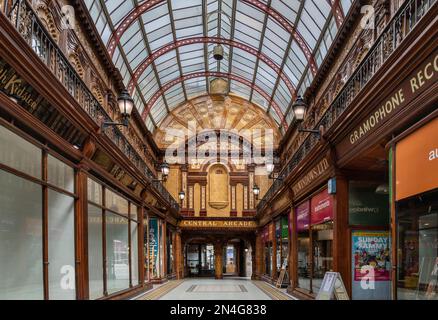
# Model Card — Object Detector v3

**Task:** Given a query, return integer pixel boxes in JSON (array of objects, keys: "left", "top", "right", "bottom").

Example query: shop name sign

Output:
[
  {"left": 179, "top": 219, "right": 257, "bottom": 229},
  {"left": 292, "top": 157, "right": 330, "bottom": 195},
  {"left": 0, "top": 62, "right": 39, "bottom": 110},
  {"left": 348, "top": 51, "right": 438, "bottom": 146}
]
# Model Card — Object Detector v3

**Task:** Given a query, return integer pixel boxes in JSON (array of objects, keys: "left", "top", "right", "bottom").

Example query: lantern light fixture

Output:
[{"left": 102, "top": 89, "right": 134, "bottom": 128}]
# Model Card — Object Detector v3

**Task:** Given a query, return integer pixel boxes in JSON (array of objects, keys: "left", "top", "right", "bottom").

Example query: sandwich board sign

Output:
[
  {"left": 316, "top": 272, "right": 350, "bottom": 300},
  {"left": 276, "top": 256, "right": 289, "bottom": 288}
]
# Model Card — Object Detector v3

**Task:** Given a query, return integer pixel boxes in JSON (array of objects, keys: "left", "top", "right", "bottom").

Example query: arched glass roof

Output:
[{"left": 85, "top": 0, "right": 354, "bottom": 134}]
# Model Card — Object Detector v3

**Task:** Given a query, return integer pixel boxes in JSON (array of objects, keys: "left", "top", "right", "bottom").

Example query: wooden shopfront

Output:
[{"left": 331, "top": 17, "right": 438, "bottom": 299}]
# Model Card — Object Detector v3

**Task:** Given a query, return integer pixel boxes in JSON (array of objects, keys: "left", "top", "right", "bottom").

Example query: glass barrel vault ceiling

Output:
[{"left": 85, "top": 0, "right": 354, "bottom": 134}]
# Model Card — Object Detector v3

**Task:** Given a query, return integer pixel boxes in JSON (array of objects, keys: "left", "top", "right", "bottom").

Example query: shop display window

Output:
[
  {"left": 87, "top": 178, "right": 141, "bottom": 298},
  {"left": 297, "top": 231, "right": 311, "bottom": 291},
  {"left": 311, "top": 221, "right": 334, "bottom": 294},
  {"left": 397, "top": 189, "right": 438, "bottom": 300},
  {"left": 0, "top": 124, "right": 76, "bottom": 299}
]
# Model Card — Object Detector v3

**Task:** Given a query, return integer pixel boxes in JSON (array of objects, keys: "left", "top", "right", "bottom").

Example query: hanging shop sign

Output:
[
  {"left": 281, "top": 216, "right": 289, "bottom": 239},
  {"left": 149, "top": 218, "right": 160, "bottom": 278},
  {"left": 296, "top": 201, "right": 310, "bottom": 232},
  {"left": 179, "top": 219, "right": 257, "bottom": 229},
  {"left": 351, "top": 231, "right": 391, "bottom": 300},
  {"left": 292, "top": 157, "right": 330, "bottom": 196},
  {"left": 339, "top": 50, "right": 438, "bottom": 152},
  {"left": 349, "top": 182, "right": 390, "bottom": 226},
  {"left": 395, "top": 116, "right": 438, "bottom": 201},
  {"left": 311, "top": 188, "right": 334, "bottom": 225}
]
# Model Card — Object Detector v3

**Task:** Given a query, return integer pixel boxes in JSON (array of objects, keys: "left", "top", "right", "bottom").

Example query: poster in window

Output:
[
  {"left": 149, "top": 218, "right": 159, "bottom": 278},
  {"left": 351, "top": 231, "right": 391, "bottom": 300}
]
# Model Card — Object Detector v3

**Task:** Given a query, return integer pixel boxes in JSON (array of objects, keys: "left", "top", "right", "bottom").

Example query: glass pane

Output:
[
  {"left": 297, "top": 231, "right": 311, "bottom": 291},
  {"left": 48, "top": 190, "right": 76, "bottom": 300},
  {"left": 0, "top": 124, "right": 41, "bottom": 178},
  {"left": 397, "top": 189, "right": 438, "bottom": 300},
  {"left": 105, "top": 189, "right": 129, "bottom": 216},
  {"left": 47, "top": 155, "right": 74, "bottom": 193},
  {"left": 0, "top": 169, "right": 43, "bottom": 299},
  {"left": 131, "top": 221, "right": 139, "bottom": 286},
  {"left": 106, "top": 212, "right": 129, "bottom": 294},
  {"left": 87, "top": 178, "right": 102, "bottom": 205},
  {"left": 312, "top": 222, "right": 334, "bottom": 294},
  {"left": 88, "top": 204, "right": 104, "bottom": 299}
]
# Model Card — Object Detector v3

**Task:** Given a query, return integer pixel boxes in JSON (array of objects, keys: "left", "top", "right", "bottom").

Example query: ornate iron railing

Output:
[
  {"left": 257, "top": 0, "right": 436, "bottom": 214},
  {"left": 4, "top": 0, "right": 180, "bottom": 211}
]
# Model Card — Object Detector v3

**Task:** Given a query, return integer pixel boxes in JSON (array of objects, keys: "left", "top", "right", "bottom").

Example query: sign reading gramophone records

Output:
[
  {"left": 340, "top": 49, "right": 438, "bottom": 151},
  {"left": 292, "top": 157, "right": 330, "bottom": 196},
  {"left": 179, "top": 219, "right": 257, "bottom": 229}
]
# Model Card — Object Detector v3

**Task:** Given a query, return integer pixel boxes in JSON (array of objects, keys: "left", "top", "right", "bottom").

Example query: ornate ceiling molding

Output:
[{"left": 141, "top": 71, "right": 289, "bottom": 129}]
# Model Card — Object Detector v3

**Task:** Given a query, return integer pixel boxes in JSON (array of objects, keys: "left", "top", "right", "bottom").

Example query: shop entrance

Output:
[{"left": 186, "top": 244, "right": 215, "bottom": 277}]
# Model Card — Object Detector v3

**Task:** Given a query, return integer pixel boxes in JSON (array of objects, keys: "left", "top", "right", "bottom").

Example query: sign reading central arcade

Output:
[{"left": 179, "top": 219, "right": 258, "bottom": 229}]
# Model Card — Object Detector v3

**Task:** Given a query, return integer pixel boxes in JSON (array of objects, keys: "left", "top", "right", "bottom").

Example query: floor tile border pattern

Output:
[
  {"left": 252, "top": 281, "right": 293, "bottom": 300},
  {"left": 137, "top": 280, "right": 185, "bottom": 300}
]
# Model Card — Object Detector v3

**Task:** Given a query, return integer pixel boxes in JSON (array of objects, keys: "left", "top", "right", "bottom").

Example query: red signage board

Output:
[
  {"left": 296, "top": 201, "right": 310, "bottom": 232},
  {"left": 311, "top": 188, "right": 334, "bottom": 225}
]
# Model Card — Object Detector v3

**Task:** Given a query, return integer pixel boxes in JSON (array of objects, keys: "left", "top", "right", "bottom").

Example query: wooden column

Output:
[
  {"left": 288, "top": 206, "right": 298, "bottom": 291},
  {"left": 138, "top": 206, "right": 145, "bottom": 286},
  {"left": 214, "top": 240, "right": 224, "bottom": 279},
  {"left": 162, "top": 219, "right": 167, "bottom": 279},
  {"left": 174, "top": 229, "right": 183, "bottom": 279},
  {"left": 254, "top": 231, "right": 263, "bottom": 279},
  {"left": 75, "top": 168, "right": 88, "bottom": 300},
  {"left": 250, "top": 239, "right": 256, "bottom": 280},
  {"left": 271, "top": 223, "right": 278, "bottom": 281},
  {"left": 333, "top": 175, "right": 351, "bottom": 296}
]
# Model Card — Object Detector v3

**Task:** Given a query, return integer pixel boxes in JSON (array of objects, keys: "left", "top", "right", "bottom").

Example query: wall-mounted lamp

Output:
[
  {"left": 102, "top": 89, "right": 134, "bottom": 129},
  {"left": 153, "top": 161, "right": 170, "bottom": 182},
  {"left": 266, "top": 163, "right": 275, "bottom": 175},
  {"left": 179, "top": 191, "right": 185, "bottom": 201},
  {"left": 253, "top": 184, "right": 260, "bottom": 200},
  {"left": 292, "top": 96, "right": 323, "bottom": 138}
]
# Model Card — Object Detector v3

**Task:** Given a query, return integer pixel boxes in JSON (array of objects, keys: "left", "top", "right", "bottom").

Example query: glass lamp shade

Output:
[
  {"left": 117, "top": 89, "right": 134, "bottom": 117},
  {"left": 160, "top": 161, "right": 170, "bottom": 177},
  {"left": 179, "top": 191, "right": 185, "bottom": 200},
  {"left": 266, "top": 163, "right": 275, "bottom": 174},
  {"left": 253, "top": 184, "right": 260, "bottom": 196},
  {"left": 292, "top": 96, "right": 307, "bottom": 121}
]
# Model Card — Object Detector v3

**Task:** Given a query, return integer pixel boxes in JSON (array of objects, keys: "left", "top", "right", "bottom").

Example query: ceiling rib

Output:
[
  {"left": 268, "top": 0, "right": 306, "bottom": 120},
  {"left": 134, "top": 0, "right": 171, "bottom": 120},
  {"left": 127, "top": 37, "right": 296, "bottom": 98},
  {"left": 248, "top": 0, "right": 271, "bottom": 103},
  {"left": 97, "top": 0, "right": 158, "bottom": 129},
  {"left": 167, "top": 0, "right": 188, "bottom": 101},
  {"left": 106, "top": 0, "right": 318, "bottom": 74},
  {"left": 202, "top": 0, "right": 210, "bottom": 93},
  {"left": 226, "top": 0, "right": 238, "bottom": 94}
]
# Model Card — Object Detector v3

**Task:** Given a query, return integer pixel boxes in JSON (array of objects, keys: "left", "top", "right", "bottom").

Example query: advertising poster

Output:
[
  {"left": 296, "top": 201, "right": 310, "bottom": 232},
  {"left": 351, "top": 231, "right": 391, "bottom": 299},
  {"left": 311, "top": 188, "right": 334, "bottom": 225},
  {"left": 149, "top": 218, "right": 159, "bottom": 278}
]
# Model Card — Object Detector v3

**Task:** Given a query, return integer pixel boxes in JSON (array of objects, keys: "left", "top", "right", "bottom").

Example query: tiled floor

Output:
[{"left": 157, "top": 278, "right": 272, "bottom": 300}]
